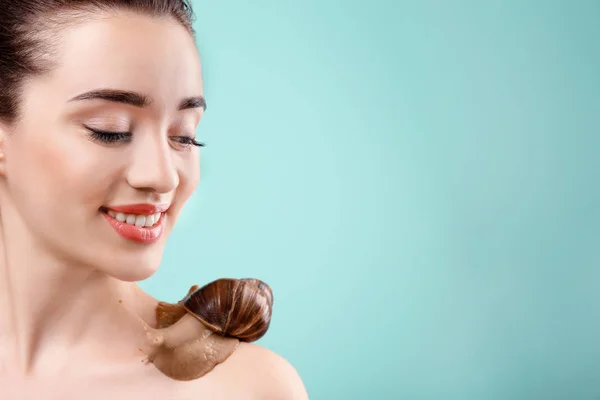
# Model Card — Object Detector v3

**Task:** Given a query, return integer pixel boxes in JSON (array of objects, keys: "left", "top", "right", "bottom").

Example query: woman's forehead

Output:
[{"left": 40, "top": 12, "right": 203, "bottom": 104}]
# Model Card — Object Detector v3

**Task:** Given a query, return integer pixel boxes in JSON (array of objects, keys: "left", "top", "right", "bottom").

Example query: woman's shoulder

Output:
[{"left": 177, "top": 342, "right": 309, "bottom": 399}]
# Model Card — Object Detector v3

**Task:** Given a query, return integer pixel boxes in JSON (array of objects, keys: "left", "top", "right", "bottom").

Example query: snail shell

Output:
[{"left": 181, "top": 278, "right": 273, "bottom": 342}]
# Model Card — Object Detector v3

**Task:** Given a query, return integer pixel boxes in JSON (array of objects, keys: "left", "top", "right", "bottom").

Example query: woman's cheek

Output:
[{"left": 180, "top": 152, "right": 201, "bottom": 198}]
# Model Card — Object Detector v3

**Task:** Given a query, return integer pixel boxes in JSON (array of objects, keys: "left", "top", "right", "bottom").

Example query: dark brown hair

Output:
[{"left": 0, "top": 0, "right": 196, "bottom": 124}]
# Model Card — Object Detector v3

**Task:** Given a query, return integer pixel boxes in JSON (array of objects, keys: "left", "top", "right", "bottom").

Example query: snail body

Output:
[{"left": 140, "top": 278, "right": 274, "bottom": 381}]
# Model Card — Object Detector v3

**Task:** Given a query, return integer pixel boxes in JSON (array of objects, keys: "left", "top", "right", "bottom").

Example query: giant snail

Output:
[{"left": 136, "top": 278, "right": 273, "bottom": 381}]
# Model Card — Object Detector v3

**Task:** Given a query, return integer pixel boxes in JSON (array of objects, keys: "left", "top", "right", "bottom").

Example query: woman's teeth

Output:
[{"left": 106, "top": 210, "right": 161, "bottom": 227}]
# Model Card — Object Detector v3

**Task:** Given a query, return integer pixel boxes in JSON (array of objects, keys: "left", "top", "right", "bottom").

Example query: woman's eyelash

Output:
[
  {"left": 170, "top": 136, "right": 205, "bottom": 147},
  {"left": 85, "top": 126, "right": 132, "bottom": 143}
]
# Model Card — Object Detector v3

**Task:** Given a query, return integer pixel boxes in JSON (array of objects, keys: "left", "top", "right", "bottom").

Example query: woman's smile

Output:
[{"left": 101, "top": 203, "right": 170, "bottom": 243}]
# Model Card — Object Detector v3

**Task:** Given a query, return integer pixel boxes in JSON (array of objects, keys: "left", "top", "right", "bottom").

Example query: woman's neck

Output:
[{"left": 0, "top": 213, "right": 158, "bottom": 377}]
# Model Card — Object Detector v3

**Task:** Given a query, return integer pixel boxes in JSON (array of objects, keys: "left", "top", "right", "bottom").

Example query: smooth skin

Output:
[{"left": 0, "top": 10, "right": 307, "bottom": 400}]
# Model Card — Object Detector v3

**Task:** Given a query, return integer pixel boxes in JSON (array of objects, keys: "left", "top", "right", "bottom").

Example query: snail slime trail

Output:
[{"left": 138, "top": 278, "right": 274, "bottom": 381}]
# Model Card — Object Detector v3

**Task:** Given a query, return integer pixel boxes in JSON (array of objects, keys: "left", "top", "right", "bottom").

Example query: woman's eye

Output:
[
  {"left": 85, "top": 126, "right": 132, "bottom": 144},
  {"left": 84, "top": 125, "right": 204, "bottom": 149},
  {"left": 169, "top": 136, "right": 205, "bottom": 149}
]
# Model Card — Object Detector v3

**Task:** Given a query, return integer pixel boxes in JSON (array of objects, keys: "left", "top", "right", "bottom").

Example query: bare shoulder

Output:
[
  {"left": 177, "top": 342, "right": 309, "bottom": 400},
  {"left": 235, "top": 343, "right": 307, "bottom": 394},
  {"left": 224, "top": 343, "right": 309, "bottom": 399}
]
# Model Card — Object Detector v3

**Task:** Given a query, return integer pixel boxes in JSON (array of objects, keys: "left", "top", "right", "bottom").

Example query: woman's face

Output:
[{"left": 0, "top": 12, "right": 204, "bottom": 281}]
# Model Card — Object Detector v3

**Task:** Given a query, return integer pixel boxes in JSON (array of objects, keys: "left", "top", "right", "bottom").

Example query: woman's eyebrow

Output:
[
  {"left": 178, "top": 96, "right": 206, "bottom": 111},
  {"left": 68, "top": 88, "right": 207, "bottom": 111}
]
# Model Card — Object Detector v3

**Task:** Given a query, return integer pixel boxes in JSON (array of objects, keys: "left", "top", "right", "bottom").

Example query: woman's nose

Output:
[{"left": 125, "top": 134, "right": 178, "bottom": 194}]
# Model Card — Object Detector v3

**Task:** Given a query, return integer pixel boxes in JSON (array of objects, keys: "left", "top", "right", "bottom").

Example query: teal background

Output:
[{"left": 140, "top": 1, "right": 600, "bottom": 399}]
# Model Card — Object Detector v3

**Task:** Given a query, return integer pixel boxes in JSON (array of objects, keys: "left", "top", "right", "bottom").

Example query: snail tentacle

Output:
[{"left": 155, "top": 285, "right": 199, "bottom": 329}]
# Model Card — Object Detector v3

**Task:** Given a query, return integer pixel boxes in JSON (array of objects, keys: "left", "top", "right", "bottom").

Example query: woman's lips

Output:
[{"left": 101, "top": 203, "right": 169, "bottom": 244}]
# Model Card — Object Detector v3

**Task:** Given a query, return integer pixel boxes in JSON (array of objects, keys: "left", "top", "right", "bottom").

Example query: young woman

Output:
[{"left": 0, "top": 1, "right": 307, "bottom": 398}]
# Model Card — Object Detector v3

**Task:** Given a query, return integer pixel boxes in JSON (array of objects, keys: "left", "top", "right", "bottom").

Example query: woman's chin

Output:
[
  {"left": 98, "top": 255, "right": 162, "bottom": 282},
  {"left": 91, "top": 243, "right": 166, "bottom": 282},
  {"left": 106, "top": 265, "right": 159, "bottom": 282}
]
